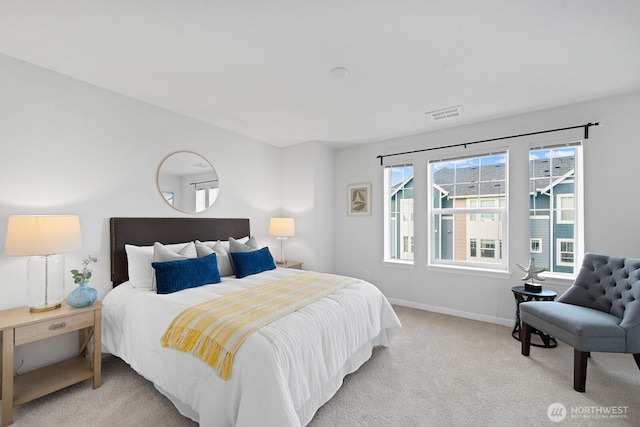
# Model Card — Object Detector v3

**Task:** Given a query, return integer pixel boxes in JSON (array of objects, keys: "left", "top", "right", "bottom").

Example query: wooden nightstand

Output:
[
  {"left": 277, "top": 260, "right": 303, "bottom": 269},
  {"left": 0, "top": 301, "right": 101, "bottom": 426}
]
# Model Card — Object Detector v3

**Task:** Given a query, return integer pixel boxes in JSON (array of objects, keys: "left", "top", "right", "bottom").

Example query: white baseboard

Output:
[{"left": 388, "top": 297, "right": 514, "bottom": 328}]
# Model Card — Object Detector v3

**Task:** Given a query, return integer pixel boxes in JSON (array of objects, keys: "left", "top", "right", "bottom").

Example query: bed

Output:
[{"left": 102, "top": 217, "right": 401, "bottom": 427}]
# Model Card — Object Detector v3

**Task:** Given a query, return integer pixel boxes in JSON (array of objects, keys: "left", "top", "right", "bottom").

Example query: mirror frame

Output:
[{"left": 156, "top": 151, "right": 219, "bottom": 214}]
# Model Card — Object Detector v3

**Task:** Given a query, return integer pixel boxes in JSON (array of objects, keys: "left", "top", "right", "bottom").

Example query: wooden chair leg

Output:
[
  {"left": 520, "top": 322, "right": 532, "bottom": 356},
  {"left": 633, "top": 353, "right": 640, "bottom": 370},
  {"left": 574, "top": 349, "right": 588, "bottom": 392}
]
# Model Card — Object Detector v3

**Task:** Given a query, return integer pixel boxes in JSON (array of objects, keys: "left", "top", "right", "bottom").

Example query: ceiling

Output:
[{"left": 1, "top": 1, "right": 639, "bottom": 147}]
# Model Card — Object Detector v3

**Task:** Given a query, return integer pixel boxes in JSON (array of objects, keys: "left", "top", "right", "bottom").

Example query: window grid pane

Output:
[
  {"left": 529, "top": 145, "right": 580, "bottom": 274},
  {"left": 430, "top": 152, "right": 507, "bottom": 269},
  {"left": 386, "top": 165, "right": 414, "bottom": 261}
]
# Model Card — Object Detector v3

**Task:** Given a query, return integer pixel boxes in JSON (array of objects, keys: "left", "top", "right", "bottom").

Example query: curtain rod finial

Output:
[{"left": 584, "top": 122, "right": 601, "bottom": 139}]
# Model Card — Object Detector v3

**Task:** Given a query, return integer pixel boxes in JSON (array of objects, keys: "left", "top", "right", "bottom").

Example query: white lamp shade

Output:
[
  {"left": 5, "top": 215, "right": 82, "bottom": 256},
  {"left": 268, "top": 217, "right": 295, "bottom": 237}
]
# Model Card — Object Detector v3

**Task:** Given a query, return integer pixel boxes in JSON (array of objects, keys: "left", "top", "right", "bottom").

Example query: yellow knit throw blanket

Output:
[{"left": 160, "top": 271, "right": 358, "bottom": 380}]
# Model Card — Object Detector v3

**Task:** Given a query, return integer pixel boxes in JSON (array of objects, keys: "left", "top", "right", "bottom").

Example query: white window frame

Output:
[
  {"left": 556, "top": 194, "right": 575, "bottom": 224},
  {"left": 530, "top": 238, "right": 542, "bottom": 253},
  {"left": 428, "top": 151, "right": 508, "bottom": 271},
  {"left": 480, "top": 239, "right": 497, "bottom": 259},
  {"left": 195, "top": 188, "right": 206, "bottom": 211},
  {"left": 384, "top": 163, "right": 415, "bottom": 264},
  {"left": 557, "top": 238, "right": 575, "bottom": 266},
  {"left": 403, "top": 236, "right": 414, "bottom": 254},
  {"left": 468, "top": 199, "right": 477, "bottom": 221},
  {"left": 529, "top": 141, "right": 583, "bottom": 277}
]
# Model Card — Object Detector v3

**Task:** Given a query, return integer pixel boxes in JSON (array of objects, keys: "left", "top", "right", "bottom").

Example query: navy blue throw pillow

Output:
[
  {"left": 152, "top": 253, "right": 221, "bottom": 294},
  {"left": 230, "top": 247, "right": 276, "bottom": 279}
]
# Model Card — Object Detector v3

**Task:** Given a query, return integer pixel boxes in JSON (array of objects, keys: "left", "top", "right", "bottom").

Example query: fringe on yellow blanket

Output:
[{"left": 160, "top": 271, "right": 358, "bottom": 380}]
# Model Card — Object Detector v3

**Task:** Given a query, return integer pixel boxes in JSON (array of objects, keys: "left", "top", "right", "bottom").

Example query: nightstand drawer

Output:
[{"left": 14, "top": 311, "right": 94, "bottom": 346}]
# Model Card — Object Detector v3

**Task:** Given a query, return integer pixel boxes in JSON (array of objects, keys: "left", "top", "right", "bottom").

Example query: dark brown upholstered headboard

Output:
[{"left": 110, "top": 217, "right": 250, "bottom": 286}]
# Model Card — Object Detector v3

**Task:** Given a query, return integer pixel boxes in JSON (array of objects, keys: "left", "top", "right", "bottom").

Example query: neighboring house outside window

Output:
[
  {"left": 385, "top": 165, "right": 414, "bottom": 262},
  {"left": 529, "top": 143, "right": 582, "bottom": 275},
  {"left": 429, "top": 152, "right": 508, "bottom": 270}
]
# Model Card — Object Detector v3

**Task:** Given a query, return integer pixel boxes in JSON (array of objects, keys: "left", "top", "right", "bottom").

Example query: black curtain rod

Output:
[
  {"left": 190, "top": 179, "right": 218, "bottom": 186},
  {"left": 377, "top": 122, "right": 599, "bottom": 165}
]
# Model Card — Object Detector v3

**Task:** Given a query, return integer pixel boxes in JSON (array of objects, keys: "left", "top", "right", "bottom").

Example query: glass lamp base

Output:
[
  {"left": 30, "top": 301, "right": 62, "bottom": 313},
  {"left": 27, "top": 254, "right": 65, "bottom": 313},
  {"left": 276, "top": 236, "right": 288, "bottom": 264}
]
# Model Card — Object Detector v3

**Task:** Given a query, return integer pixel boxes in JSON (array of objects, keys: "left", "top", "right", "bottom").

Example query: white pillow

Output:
[
  {"left": 212, "top": 236, "right": 249, "bottom": 252},
  {"left": 228, "top": 236, "right": 258, "bottom": 253},
  {"left": 125, "top": 244, "right": 154, "bottom": 289},
  {"left": 195, "top": 240, "right": 234, "bottom": 277},
  {"left": 125, "top": 242, "right": 196, "bottom": 290},
  {"left": 151, "top": 242, "right": 197, "bottom": 291}
]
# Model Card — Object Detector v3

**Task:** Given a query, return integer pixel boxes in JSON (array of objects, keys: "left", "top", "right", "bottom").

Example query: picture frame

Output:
[{"left": 347, "top": 183, "right": 372, "bottom": 216}]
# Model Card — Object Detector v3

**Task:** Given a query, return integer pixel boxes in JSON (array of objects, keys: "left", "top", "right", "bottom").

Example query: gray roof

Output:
[
  {"left": 529, "top": 156, "right": 575, "bottom": 193},
  {"left": 434, "top": 162, "right": 505, "bottom": 197},
  {"left": 433, "top": 156, "right": 574, "bottom": 197}
]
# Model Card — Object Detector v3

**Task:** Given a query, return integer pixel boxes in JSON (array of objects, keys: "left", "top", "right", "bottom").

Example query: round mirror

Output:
[{"left": 157, "top": 151, "right": 219, "bottom": 213}]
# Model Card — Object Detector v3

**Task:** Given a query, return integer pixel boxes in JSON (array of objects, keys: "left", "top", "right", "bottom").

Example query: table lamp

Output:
[
  {"left": 5, "top": 215, "right": 82, "bottom": 312},
  {"left": 268, "top": 217, "right": 295, "bottom": 264}
]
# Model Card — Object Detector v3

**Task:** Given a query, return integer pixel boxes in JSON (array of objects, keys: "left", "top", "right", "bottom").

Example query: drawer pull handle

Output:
[{"left": 49, "top": 322, "right": 67, "bottom": 331}]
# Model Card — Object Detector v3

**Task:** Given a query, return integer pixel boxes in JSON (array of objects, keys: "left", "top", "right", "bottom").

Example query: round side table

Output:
[{"left": 511, "top": 285, "right": 557, "bottom": 348}]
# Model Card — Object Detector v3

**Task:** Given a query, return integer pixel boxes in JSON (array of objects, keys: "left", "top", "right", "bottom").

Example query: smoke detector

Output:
[
  {"left": 426, "top": 105, "right": 463, "bottom": 121},
  {"left": 330, "top": 66, "right": 349, "bottom": 78}
]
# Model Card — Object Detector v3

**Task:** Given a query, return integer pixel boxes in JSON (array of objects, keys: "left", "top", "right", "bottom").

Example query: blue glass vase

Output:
[{"left": 66, "top": 281, "right": 97, "bottom": 308}]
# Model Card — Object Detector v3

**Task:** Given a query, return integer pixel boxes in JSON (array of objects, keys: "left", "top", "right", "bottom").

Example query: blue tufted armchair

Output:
[{"left": 520, "top": 253, "right": 640, "bottom": 392}]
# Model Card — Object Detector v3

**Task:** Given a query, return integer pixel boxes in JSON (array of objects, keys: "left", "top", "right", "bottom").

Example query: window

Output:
[
  {"left": 557, "top": 194, "right": 574, "bottom": 223},
  {"left": 162, "top": 191, "right": 174, "bottom": 206},
  {"left": 195, "top": 184, "right": 219, "bottom": 212},
  {"left": 384, "top": 164, "right": 414, "bottom": 262},
  {"left": 480, "top": 199, "right": 497, "bottom": 221},
  {"left": 530, "top": 238, "right": 542, "bottom": 253},
  {"left": 529, "top": 143, "right": 582, "bottom": 275},
  {"left": 429, "top": 152, "right": 507, "bottom": 270},
  {"left": 557, "top": 239, "right": 574, "bottom": 266},
  {"left": 480, "top": 239, "right": 496, "bottom": 259},
  {"left": 195, "top": 188, "right": 206, "bottom": 211},
  {"left": 469, "top": 199, "right": 477, "bottom": 221},
  {"left": 403, "top": 236, "right": 414, "bottom": 254}
]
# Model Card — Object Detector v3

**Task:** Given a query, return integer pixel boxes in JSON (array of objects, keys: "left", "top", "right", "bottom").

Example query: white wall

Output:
[
  {"left": 280, "top": 141, "right": 334, "bottom": 273},
  {"left": 333, "top": 90, "right": 640, "bottom": 326},
  {"left": 0, "top": 54, "right": 285, "bottom": 370}
]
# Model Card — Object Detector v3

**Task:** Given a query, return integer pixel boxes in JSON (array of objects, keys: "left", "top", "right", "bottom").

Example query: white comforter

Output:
[{"left": 101, "top": 268, "right": 401, "bottom": 427}]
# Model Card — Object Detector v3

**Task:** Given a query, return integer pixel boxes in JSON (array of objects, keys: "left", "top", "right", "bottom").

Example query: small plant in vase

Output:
[{"left": 67, "top": 255, "right": 98, "bottom": 308}]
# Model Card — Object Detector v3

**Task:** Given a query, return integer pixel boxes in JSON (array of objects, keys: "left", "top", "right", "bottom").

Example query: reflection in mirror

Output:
[{"left": 157, "top": 151, "right": 219, "bottom": 213}]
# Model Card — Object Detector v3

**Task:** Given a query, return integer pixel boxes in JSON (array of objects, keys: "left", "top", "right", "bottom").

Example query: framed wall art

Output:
[{"left": 347, "top": 183, "right": 372, "bottom": 216}]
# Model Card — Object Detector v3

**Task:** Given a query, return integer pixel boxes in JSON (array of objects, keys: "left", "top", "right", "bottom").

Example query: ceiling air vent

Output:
[{"left": 426, "top": 105, "right": 463, "bottom": 121}]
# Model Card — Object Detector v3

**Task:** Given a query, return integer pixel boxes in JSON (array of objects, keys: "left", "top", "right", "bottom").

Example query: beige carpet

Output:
[{"left": 4, "top": 306, "right": 639, "bottom": 426}]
